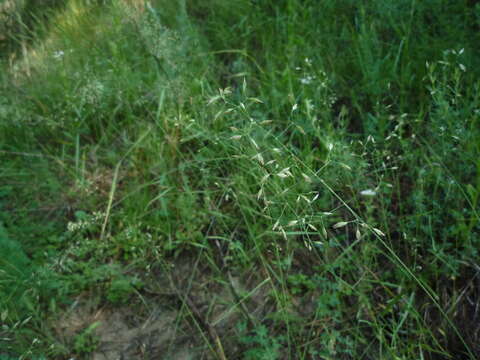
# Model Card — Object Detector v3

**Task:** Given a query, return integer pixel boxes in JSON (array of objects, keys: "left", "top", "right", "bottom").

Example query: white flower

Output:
[
  {"left": 300, "top": 75, "right": 315, "bottom": 85},
  {"left": 53, "top": 50, "right": 65, "bottom": 59}
]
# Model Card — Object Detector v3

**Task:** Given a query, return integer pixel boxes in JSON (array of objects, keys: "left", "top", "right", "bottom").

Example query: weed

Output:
[{"left": 0, "top": 0, "right": 479, "bottom": 358}]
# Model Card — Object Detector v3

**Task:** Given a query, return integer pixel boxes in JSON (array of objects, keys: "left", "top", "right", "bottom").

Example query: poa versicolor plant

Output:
[{"left": 0, "top": 0, "right": 479, "bottom": 359}]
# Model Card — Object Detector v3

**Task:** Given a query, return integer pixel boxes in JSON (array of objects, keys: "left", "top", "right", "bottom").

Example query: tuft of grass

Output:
[{"left": 0, "top": 0, "right": 479, "bottom": 359}]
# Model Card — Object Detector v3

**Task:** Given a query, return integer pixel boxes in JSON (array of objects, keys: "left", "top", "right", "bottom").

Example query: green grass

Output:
[{"left": 1, "top": 0, "right": 479, "bottom": 358}]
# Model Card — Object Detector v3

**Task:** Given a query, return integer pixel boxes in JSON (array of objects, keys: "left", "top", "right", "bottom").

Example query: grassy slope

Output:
[{"left": 0, "top": 0, "right": 479, "bottom": 359}]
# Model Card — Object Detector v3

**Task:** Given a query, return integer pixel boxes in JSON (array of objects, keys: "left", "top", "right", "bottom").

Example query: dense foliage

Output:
[{"left": 1, "top": 0, "right": 479, "bottom": 359}]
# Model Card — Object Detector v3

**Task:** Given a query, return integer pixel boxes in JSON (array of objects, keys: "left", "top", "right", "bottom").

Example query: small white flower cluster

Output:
[
  {"left": 67, "top": 211, "right": 105, "bottom": 233},
  {"left": 300, "top": 75, "right": 315, "bottom": 85},
  {"left": 67, "top": 220, "right": 89, "bottom": 233},
  {"left": 52, "top": 49, "right": 74, "bottom": 60},
  {"left": 53, "top": 50, "right": 64, "bottom": 59},
  {"left": 296, "top": 61, "right": 337, "bottom": 108},
  {"left": 297, "top": 58, "right": 316, "bottom": 86},
  {"left": 80, "top": 79, "right": 105, "bottom": 106},
  {"left": 92, "top": 211, "right": 105, "bottom": 222}
]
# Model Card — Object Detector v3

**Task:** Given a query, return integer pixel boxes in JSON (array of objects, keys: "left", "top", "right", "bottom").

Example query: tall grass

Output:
[{"left": 0, "top": 0, "right": 479, "bottom": 359}]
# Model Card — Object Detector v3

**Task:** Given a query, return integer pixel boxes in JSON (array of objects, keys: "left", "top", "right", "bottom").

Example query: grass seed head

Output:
[
  {"left": 333, "top": 221, "right": 348, "bottom": 229},
  {"left": 373, "top": 228, "right": 386, "bottom": 237},
  {"left": 360, "top": 189, "right": 377, "bottom": 196}
]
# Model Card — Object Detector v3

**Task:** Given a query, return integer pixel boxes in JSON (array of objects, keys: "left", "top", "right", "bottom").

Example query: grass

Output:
[{"left": 0, "top": 0, "right": 479, "bottom": 358}]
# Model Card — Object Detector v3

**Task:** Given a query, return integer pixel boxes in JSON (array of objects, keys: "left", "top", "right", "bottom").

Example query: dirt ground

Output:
[{"left": 56, "top": 256, "right": 276, "bottom": 360}]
